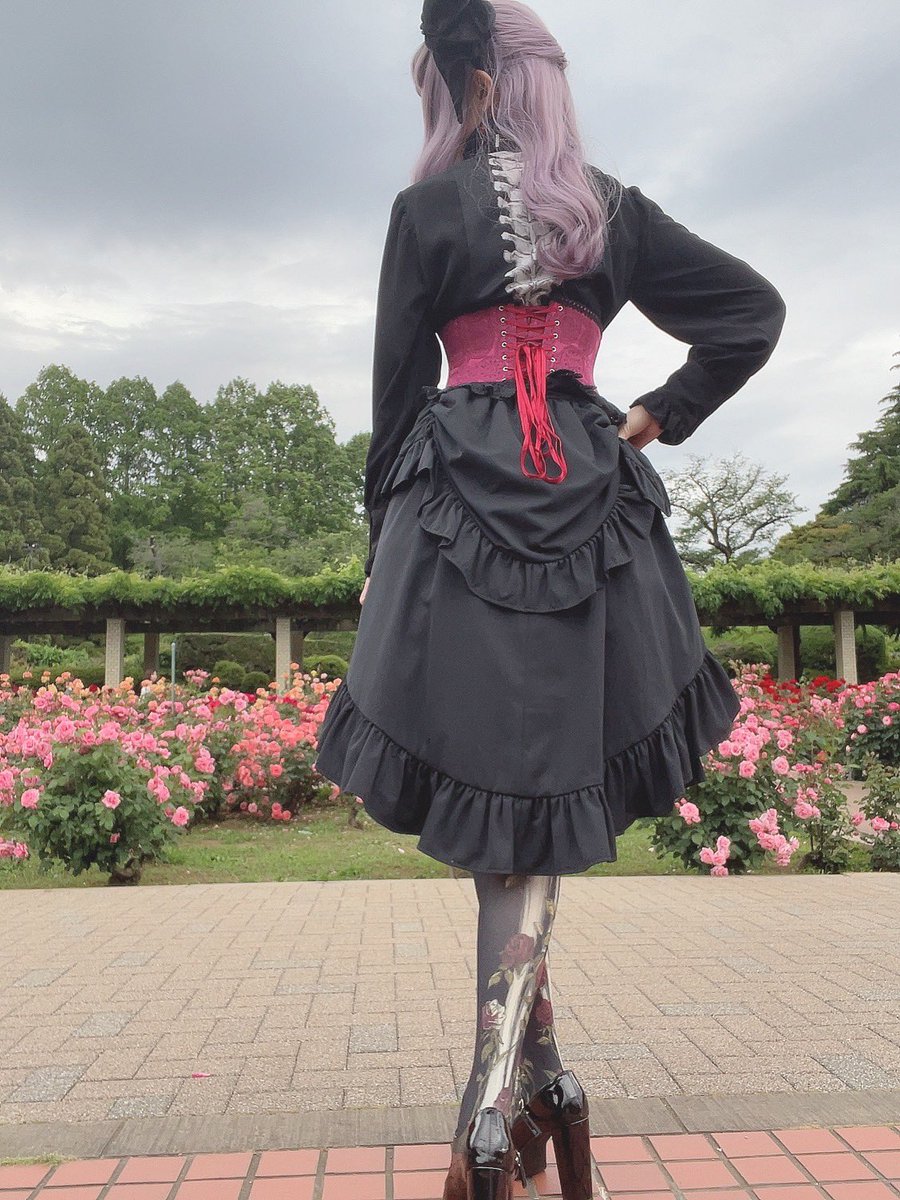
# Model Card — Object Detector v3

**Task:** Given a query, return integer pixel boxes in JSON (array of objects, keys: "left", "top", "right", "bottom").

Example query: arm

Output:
[
  {"left": 625, "top": 185, "right": 787, "bottom": 445},
  {"left": 363, "top": 190, "right": 443, "bottom": 577}
]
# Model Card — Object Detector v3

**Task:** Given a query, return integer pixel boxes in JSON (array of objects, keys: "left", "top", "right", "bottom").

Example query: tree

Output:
[
  {"left": 36, "top": 424, "right": 114, "bottom": 575},
  {"left": 666, "top": 451, "right": 803, "bottom": 571},
  {"left": 771, "top": 352, "right": 900, "bottom": 565},
  {"left": 15, "top": 365, "right": 103, "bottom": 461},
  {"left": 0, "top": 397, "right": 45, "bottom": 566},
  {"left": 821, "top": 353, "right": 900, "bottom": 517},
  {"left": 208, "top": 378, "right": 360, "bottom": 538}
]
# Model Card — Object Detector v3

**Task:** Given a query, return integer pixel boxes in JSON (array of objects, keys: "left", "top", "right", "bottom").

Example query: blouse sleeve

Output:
[
  {"left": 363, "top": 190, "right": 442, "bottom": 576},
  {"left": 625, "top": 185, "right": 787, "bottom": 445}
]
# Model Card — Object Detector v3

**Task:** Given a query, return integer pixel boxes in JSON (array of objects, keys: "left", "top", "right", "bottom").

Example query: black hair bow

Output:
[{"left": 421, "top": 0, "right": 496, "bottom": 123}]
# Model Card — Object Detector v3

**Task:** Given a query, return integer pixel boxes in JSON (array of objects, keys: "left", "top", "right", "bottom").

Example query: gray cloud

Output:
[{"left": 1, "top": 0, "right": 898, "bottom": 523}]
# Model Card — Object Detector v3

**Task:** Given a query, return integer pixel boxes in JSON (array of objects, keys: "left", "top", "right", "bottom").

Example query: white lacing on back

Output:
[{"left": 488, "top": 149, "right": 560, "bottom": 306}]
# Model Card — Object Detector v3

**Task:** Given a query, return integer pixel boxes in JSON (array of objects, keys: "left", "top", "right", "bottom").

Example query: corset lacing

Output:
[{"left": 502, "top": 303, "right": 569, "bottom": 484}]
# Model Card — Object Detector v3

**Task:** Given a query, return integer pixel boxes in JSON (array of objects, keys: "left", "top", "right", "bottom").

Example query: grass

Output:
[{"left": 0, "top": 804, "right": 864, "bottom": 889}]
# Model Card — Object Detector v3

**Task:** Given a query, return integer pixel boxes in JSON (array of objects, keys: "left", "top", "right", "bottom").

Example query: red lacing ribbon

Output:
[{"left": 505, "top": 304, "right": 568, "bottom": 484}]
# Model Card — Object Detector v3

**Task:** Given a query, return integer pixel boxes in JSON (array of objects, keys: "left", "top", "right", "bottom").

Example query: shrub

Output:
[
  {"left": 652, "top": 663, "right": 854, "bottom": 875},
  {"left": 242, "top": 670, "right": 273, "bottom": 694},
  {"left": 306, "top": 654, "right": 348, "bottom": 679},
  {"left": 211, "top": 659, "right": 247, "bottom": 689},
  {"left": 705, "top": 627, "right": 776, "bottom": 673},
  {"left": 841, "top": 670, "right": 900, "bottom": 770},
  {"left": 177, "top": 632, "right": 274, "bottom": 675},
  {"left": 0, "top": 687, "right": 205, "bottom": 884},
  {"left": 853, "top": 757, "right": 900, "bottom": 872},
  {"left": 800, "top": 625, "right": 889, "bottom": 684}
]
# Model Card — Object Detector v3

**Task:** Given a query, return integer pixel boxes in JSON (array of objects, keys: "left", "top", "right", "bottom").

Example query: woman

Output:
[{"left": 314, "top": 2, "right": 786, "bottom": 1198}]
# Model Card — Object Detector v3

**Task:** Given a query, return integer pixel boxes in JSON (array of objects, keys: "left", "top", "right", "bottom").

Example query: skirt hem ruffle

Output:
[{"left": 313, "top": 647, "right": 741, "bottom": 876}]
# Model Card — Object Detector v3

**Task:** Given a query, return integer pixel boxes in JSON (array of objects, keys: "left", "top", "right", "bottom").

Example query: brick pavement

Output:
[
  {"left": 3, "top": 1128, "right": 900, "bottom": 1198},
  {"left": 1, "top": 874, "right": 900, "bottom": 1164}
]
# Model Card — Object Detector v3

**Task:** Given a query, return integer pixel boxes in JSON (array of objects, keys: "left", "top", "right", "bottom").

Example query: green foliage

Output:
[
  {"left": 306, "top": 631, "right": 357, "bottom": 659},
  {"left": 856, "top": 758, "right": 900, "bottom": 872},
  {"left": 799, "top": 625, "right": 889, "bottom": 683},
  {"left": 844, "top": 682, "right": 900, "bottom": 771},
  {"left": 689, "top": 558, "right": 900, "bottom": 625},
  {"left": 241, "top": 670, "right": 272, "bottom": 694},
  {"left": 667, "top": 451, "right": 803, "bottom": 569},
  {"left": 211, "top": 659, "right": 246, "bottom": 689},
  {"left": 0, "top": 398, "right": 44, "bottom": 567},
  {"left": 176, "top": 633, "right": 274, "bottom": 675},
  {"left": 0, "top": 560, "right": 365, "bottom": 617},
  {"left": 774, "top": 354, "right": 900, "bottom": 565},
  {"left": 651, "top": 772, "right": 778, "bottom": 875},
  {"left": 306, "top": 654, "right": 349, "bottom": 679},
  {"left": 1, "top": 743, "right": 188, "bottom": 883},
  {"left": 705, "top": 627, "right": 777, "bottom": 671},
  {"left": 36, "top": 423, "right": 114, "bottom": 575}
]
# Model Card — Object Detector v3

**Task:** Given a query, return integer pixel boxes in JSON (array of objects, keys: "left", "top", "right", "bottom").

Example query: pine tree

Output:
[
  {"left": 0, "top": 397, "right": 44, "bottom": 565},
  {"left": 36, "top": 424, "right": 114, "bottom": 575}
]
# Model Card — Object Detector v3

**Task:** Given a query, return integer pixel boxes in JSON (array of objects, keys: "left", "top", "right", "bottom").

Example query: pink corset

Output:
[{"left": 439, "top": 302, "right": 602, "bottom": 484}]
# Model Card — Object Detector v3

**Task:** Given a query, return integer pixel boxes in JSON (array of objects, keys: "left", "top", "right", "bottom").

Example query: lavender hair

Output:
[{"left": 410, "top": 0, "right": 619, "bottom": 280}]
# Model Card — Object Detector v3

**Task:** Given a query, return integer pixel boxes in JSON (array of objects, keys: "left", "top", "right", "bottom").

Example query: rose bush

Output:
[
  {"left": 0, "top": 665, "right": 345, "bottom": 883},
  {"left": 653, "top": 663, "right": 900, "bottom": 876}
]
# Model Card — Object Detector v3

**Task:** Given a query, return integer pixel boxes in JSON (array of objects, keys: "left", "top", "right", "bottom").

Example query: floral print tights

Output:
[{"left": 452, "top": 872, "right": 563, "bottom": 1150}]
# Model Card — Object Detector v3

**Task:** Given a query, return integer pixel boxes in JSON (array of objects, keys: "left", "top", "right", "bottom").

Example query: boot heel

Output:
[
  {"left": 516, "top": 1132, "right": 548, "bottom": 1177},
  {"left": 550, "top": 1116, "right": 592, "bottom": 1200},
  {"left": 466, "top": 1108, "right": 517, "bottom": 1200}
]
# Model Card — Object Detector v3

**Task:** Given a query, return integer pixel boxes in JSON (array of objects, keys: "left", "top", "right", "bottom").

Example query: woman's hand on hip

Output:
[
  {"left": 618, "top": 403, "right": 663, "bottom": 450},
  {"left": 359, "top": 577, "right": 370, "bottom": 606}
]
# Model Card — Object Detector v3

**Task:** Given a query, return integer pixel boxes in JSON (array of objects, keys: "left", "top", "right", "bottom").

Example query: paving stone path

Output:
[{"left": 1, "top": 873, "right": 900, "bottom": 1174}]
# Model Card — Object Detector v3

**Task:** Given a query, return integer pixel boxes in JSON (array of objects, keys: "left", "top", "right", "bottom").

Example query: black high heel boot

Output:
[
  {"left": 466, "top": 1107, "right": 525, "bottom": 1200},
  {"left": 511, "top": 1071, "right": 593, "bottom": 1200}
]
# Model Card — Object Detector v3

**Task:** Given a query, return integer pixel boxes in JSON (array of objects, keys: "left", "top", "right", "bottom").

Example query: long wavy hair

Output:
[{"left": 411, "top": 0, "right": 618, "bottom": 280}]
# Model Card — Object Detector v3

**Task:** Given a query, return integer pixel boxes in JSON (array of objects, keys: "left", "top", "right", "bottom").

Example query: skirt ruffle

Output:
[
  {"left": 313, "top": 647, "right": 738, "bottom": 874},
  {"left": 377, "top": 399, "right": 671, "bottom": 614}
]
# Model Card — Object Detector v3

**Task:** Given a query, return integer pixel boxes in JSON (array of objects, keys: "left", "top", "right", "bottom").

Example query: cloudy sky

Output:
[{"left": 1, "top": 0, "right": 897, "bottom": 521}]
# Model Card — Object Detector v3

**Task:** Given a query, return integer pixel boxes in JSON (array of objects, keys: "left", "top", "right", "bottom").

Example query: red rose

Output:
[{"left": 500, "top": 933, "right": 535, "bottom": 969}]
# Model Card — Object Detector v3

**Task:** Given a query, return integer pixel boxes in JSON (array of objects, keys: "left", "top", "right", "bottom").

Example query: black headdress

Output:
[{"left": 421, "top": 0, "right": 497, "bottom": 123}]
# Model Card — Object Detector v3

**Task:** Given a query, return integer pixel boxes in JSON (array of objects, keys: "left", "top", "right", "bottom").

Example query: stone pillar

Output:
[
  {"left": 776, "top": 624, "right": 801, "bottom": 681},
  {"left": 275, "top": 616, "right": 292, "bottom": 692},
  {"left": 0, "top": 633, "right": 13, "bottom": 676},
  {"left": 104, "top": 618, "right": 126, "bottom": 688},
  {"left": 143, "top": 631, "right": 160, "bottom": 682},
  {"left": 290, "top": 628, "right": 305, "bottom": 674},
  {"left": 833, "top": 607, "right": 858, "bottom": 685}
]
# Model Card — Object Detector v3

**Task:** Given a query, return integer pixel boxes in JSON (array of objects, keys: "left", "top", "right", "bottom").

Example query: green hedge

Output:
[
  {"left": 689, "top": 559, "right": 900, "bottom": 624},
  {"left": 1, "top": 559, "right": 899, "bottom": 627},
  {"left": 0, "top": 562, "right": 365, "bottom": 615}
]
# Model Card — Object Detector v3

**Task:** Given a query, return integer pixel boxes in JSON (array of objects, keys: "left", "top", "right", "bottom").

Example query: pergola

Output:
[
  {"left": 695, "top": 598, "right": 900, "bottom": 686},
  {"left": 2, "top": 586, "right": 898, "bottom": 688},
  {"left": 0, "top": 600, "right": 360, "bottom": 692}
]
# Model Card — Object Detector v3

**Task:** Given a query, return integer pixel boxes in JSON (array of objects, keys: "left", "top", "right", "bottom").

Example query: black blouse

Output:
[{"left": 363, "top": 151, "right": 786, "bottom": 575}]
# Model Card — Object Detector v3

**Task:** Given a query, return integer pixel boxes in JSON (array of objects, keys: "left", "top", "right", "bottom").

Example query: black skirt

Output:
[{"left": 313, "top": 372, "right": 740, "bottom": 875}]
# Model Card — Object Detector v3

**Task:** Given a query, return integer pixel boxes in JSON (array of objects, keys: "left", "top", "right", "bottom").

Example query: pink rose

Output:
[
  {"left": 171, "top": 806, "right": 190, "bottom": 827},
  {"left": 771, "top": 756, "right": 790, "bottom": 776},
  {"left": 500, "top": 933, "right": 535, "bottom": 969},
  {"left": 102, "top": 789, "right": 121, "bottom": 809},
  {"left": 20, "top": 788, "right": 40, "bottom": 809},
  {"left": 739, "top": 760, "right": 756, "bottom": 779}
]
